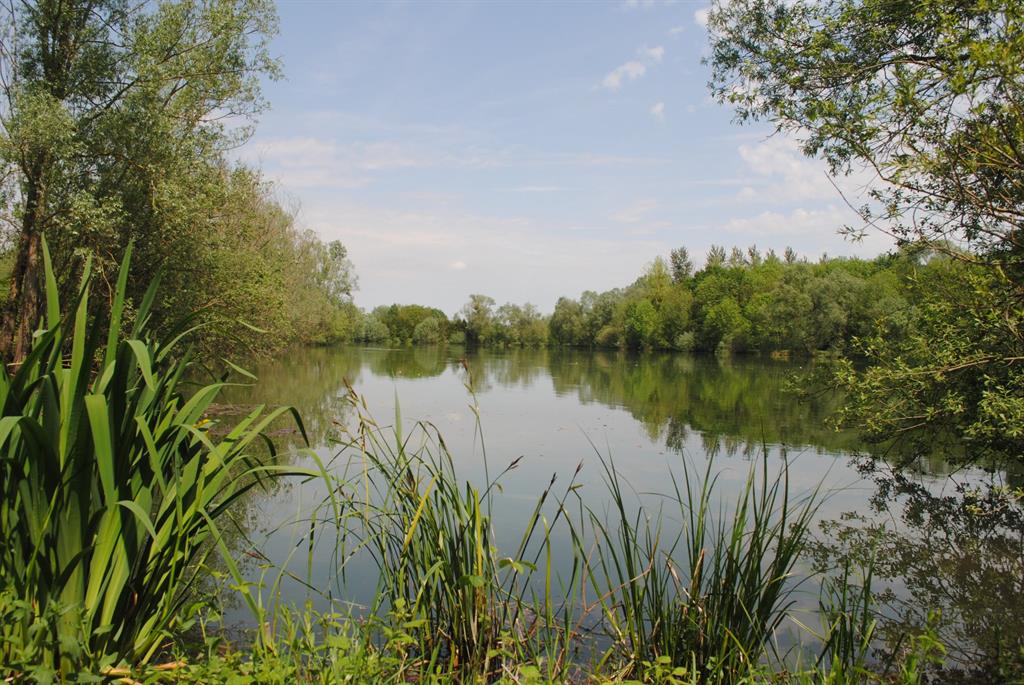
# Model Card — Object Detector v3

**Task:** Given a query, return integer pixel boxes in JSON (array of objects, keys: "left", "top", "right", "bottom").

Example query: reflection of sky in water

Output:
[{"left": 218, "top": 346, "right": 992, "bottom": 657}]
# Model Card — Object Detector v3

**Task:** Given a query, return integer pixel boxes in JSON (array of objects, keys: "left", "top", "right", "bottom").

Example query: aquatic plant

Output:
[
  {"left": 0, "top": 241, "right": 307, "bottom": 677},
  {"left": 321, "top": 388, "right": 585, "bottom": 680},
  {"left": 587, "top": 452, "right": 822, "bottom": 682}
]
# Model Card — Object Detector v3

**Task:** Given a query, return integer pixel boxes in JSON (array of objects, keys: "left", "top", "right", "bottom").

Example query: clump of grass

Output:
[
  {"left": 0, "top": 241, "right": 309, "bottom": 678},
  {"left": 321, "top": 386, "right": 584, "bottom": 680},
  {"left": 586, "top": 452, "right": 822, "bottom": 682},
  {"left": 815, "top": 558, "right": 877, "bottom": 681}
]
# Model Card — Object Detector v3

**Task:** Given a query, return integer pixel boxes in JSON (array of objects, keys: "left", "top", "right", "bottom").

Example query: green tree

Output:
[
  {"left": 670, "top": 246, "right": 694, "bottom": 284},
  {"left": 0, "top": 0, "right": 279, "bottom": 360},
  {"left": 460, "top": 294, "right": 495, "bottom": 346},
  {"left": 703, "top": 297, "right": 750, "bottom": 353},
  {"left": 705, "top": 245, "right": 727, "bottom": 270},
  {"left": 708, "top": 0, "right": 1024, "bottom": 467},
  {"left": 374, "top": 304, "right": 448, "bottom": 343},
  {"left": 317, "top": 240, "right": 358, "bottom": 305},
  {"left": 412, "top": 316, "right": 445, "bottom": 344},
  {"left": 549, "top": 297, "right": 585, "bottom": 346},
  {"left": 708, "top": 0, "right": 1024, "bottom": 261},
  {"left": 623, "top": 298, "right": 659, "bottom": 349},
  {"left": 357, "top": 314, "right": 390, "bottom": 343}
]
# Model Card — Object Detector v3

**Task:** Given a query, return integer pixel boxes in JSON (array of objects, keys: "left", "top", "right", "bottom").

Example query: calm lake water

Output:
[{"left": 215, "top": 345, "right": 1020, "bottom": 664}]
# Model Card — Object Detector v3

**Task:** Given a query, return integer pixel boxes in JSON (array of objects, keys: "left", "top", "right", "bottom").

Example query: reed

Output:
[
  {"left": 586, "top": 452, "right": 822, "bottom": 682},
  {"left": 0, "top": 241, "right": 308, "bottom": 676},
  {"left": 816, "top": 558, "right": 877, "bottom": 680},
  {"left": 322, "top": 388, "right": 584, "bottom": 680}
]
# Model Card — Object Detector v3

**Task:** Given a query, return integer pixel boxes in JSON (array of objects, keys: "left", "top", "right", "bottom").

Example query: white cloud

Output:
[
  {"left": 733, "top": 136, "right": 877, "bottom": 206},
  {"left": 612, "top": 198, "right": 659, "bottom": 224},
  {"left": 641, "top": 45, "right": 665, "bottom": 62},
  {"left": 669, "top": 25, "right": 685, "bottom": 36},
  {"left": 242, "top": 137, "right": 369, "bottom": 189},
  {"left": 298, "top": 201, "right": 666, "bottom": 315},
  {"left": 721, "top": 206, "right": 849, "bottom": 236},
  {"left": 602, "top": 45, "right": 665, "bottom": 91},
  {"left": 694, "top": 7, "right": 710, "bottom": 26},
  {"left": 716, "top": 205, "right": 893, "bottom": 255},
  {"left": 603, "top": 60, "right": 647, "bottom": 90},
  {"left": 650, "top": 102, "right": 666, "bottom": 120},
  {"left": 246, "top": 135, "right": 666, "bottom": 189}
]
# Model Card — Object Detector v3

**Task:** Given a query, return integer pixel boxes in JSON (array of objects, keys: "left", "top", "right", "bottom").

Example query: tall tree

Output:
[
  {"left": 708, "top": 0, "right": 1024, "bottom": 261},
  {"left": 669, "top": 246, "right": 693, "bottom": 283},
  {"left": 707, "top": 0, "right": 1024, "bottom": 466},
  {"left": 460, "top": 294, "right": 496, "bottom": 346},
  {"left": 0, "top": 0, "right": 279, "bottom": 360}
]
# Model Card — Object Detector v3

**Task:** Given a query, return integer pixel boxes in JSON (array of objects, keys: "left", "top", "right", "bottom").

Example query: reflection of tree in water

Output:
[
  {"left": 462, "top": 347, "right": 552, "bottom": 391},
  {"left": 546, "top": 349, "right": 864, "bottom": 456},
  {"left": 810, "top": 459, "right": 1024, "bottom": 681},
  {"left": 366, "top": 346, "right": 449, "bottom": 379},
  {"left": 214, "top": 346, "right": 364, "bottom": 447}
]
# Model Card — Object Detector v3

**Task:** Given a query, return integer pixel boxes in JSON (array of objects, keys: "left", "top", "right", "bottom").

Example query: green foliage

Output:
[
  {"left": 373, "top": 304, "right": 449, "bottom": 345},
  {"left": 356, "top": 314, "right": 391, "bottom": 344},
  {"left": 829, "top": 258, "right": 1024, "bottom": 469},
  {"left": 550, "top": 297, "right": 587, "bottom": 346},
  {"left": 623, "top": 299, "right": 659, "bottom": 349},
  {"left": 0, "top": 0, "right": 355, "bottom": 360},
  {"left": 0, "top": 242, "right": 306, "bottom": 676},
  {"left": 705, "top": 0, "right": 1024, "bottom": 470},
  {"left": 412, "top": 316, "right": 446, "bottom": 344},
  {"left": 451, "top": 295, "right": 549, "bottom": 348},
  {"left": 670, "top": 247, "right": 694, "bottom": 284},
  {"left": 539, "top": 247, "right": 916, "bottom": 355},
  {"left": 707, "top": 0, "right": 1024, "bottom": 260},
  {"left": 460, "top": 294, "right": 497, "bottom": 346}
]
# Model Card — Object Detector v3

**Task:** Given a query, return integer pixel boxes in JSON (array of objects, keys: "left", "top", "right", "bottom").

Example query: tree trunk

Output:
[{"left": 0, "top": 157, "right": 47, "bottom": 365}]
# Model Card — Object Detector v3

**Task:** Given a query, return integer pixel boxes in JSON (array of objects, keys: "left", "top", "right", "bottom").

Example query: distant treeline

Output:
[{"left": 349, "top": 244, "right": 962, "bottom": 355}]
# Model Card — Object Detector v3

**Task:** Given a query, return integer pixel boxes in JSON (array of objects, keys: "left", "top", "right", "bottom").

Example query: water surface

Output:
[{"left": 215, "top": 346, "right": 1020, "bottom": 665}]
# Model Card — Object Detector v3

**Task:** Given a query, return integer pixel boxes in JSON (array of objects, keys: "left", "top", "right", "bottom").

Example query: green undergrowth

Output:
[{"left": 36, "top": 604, "right": 947, "bottom": 685}]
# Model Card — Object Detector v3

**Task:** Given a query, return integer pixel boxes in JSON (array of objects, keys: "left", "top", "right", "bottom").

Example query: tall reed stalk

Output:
[
  {"left": 321, "top": 386, "right": 583, "bottom": 680},
  {"left": 0, "top": 242, "right": 307, "bottom": 677},
  {"left": 587, "top": 452, "right": 822, "bottom": 682}
]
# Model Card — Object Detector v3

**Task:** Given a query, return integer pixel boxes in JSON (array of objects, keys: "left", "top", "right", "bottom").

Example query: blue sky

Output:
[{"left": 243, "top": 0, "right": 891, "bottom": 315}]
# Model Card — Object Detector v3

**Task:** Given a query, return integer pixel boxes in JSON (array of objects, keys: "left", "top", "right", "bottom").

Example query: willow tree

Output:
[
  {"left": 707, "top": 0, "right": 1024, "bottom": 466},
  {"left": 0, "top": 0, "right": 279, "bottom": 361}
]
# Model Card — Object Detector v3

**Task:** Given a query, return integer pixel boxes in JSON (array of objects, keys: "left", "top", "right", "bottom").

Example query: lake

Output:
[{"left": 215, "top": 345, "right": 1021, "bottom": 666}]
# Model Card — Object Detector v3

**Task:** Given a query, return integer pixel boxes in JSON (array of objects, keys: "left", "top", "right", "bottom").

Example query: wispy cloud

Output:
[
  {"left": 603, "top": 61, "right": 647, "bottom": 90},
  {"left": 245, "top": 135, "right": 670, "bottom": 191},
  {"left": 694, "top": 7, "right": 710, "bottom": 27},
  {"left": 734, "top": 136, "right": 872, "bottom": 204},
  {"left": 507, "top": 185, "right": 565, "bottom": 193},
  {"left": 602, "top": 45, "right": 665, "bottom": 91},
  {"left": 715, "top": 205, "right": 893, "bottom": 256},
  {"left": 612, "top": 198, "right": 659, "bottom": 224},
  {"left": 650, "top": 102, "right": 666, "bottom": 121},
  {"left": 721, "top": 206, "right": 848, "bottom": 236},
  {"left": 669, "top": 25, "right": 685, "bottom": 36},
  {"left": 299, "top": 201, "right": 667, "bottom": 314},
  {"left": 621, "top": 0, "right": 657, "bottom": 9}
]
